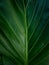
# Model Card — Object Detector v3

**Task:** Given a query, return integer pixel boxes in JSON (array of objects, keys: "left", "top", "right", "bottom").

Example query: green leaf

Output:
[{"left": 0, "top": 0, "right": 49, "bottom": 65}]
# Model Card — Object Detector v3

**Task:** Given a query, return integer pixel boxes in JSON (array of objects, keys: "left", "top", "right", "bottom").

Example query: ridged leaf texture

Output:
[{"left": 0, "top": 0, "right": 49, "bottom": 65}]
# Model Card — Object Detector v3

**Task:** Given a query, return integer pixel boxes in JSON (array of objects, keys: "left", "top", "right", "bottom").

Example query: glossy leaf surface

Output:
[{"left": 0, "top": 0, "right": 49, "bottom": 65}]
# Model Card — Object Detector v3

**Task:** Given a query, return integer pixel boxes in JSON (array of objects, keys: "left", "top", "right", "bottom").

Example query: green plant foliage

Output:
[{"left": 0, "top": 0, "right": 49, "bottom": 65}]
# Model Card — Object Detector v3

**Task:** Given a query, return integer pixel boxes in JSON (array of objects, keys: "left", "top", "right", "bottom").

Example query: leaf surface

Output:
[{"left": 0, "top": 0, "right": 49, "bottom": 65}]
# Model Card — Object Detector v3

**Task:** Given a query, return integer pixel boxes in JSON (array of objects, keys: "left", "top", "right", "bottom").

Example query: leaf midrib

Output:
[{"left": 24, "top": 4, "right": 28, "bottom": 65}]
